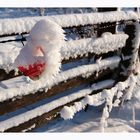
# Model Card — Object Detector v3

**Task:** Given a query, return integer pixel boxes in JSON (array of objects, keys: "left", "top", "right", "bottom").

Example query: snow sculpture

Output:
[{"left": 14, "top": 19, "right": 65, "bottom": 80}]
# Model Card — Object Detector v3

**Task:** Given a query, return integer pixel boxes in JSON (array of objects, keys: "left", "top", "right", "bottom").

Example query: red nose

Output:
[{"left": 18, "top": 62, "right": 45, "bottom": 79}]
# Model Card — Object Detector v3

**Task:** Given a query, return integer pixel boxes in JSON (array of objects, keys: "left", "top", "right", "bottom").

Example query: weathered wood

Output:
[
  {"left": 1, "top": 55, "right": 90, "bottom": 81},
  {"left": 97, "top": 8, "right": 117, "bottom": 37},
  {"left": 0, "top": 20, "right": 133, "bottom": 43},
  {"left": 122, "top": 22, "right": 136, "bottom": 76},
  {"left": 0, "top": 69, "right": 22, "bottom": 81},
  {"left": 5, "top": 83, "right": 113, "bottom": 132},
  {"left": 0, "top": 24, "right": 96, "bottom": 40},
  {"left": 0, "top": 68, "right": 113, "bottom": 116},
  {"left": 0, "top": 50, "right": 117, "bottom": 81}
]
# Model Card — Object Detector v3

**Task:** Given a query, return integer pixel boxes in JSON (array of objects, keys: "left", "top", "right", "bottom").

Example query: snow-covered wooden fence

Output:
[{"left": 0, "top": 10, "right": 140, "bottom": 132}]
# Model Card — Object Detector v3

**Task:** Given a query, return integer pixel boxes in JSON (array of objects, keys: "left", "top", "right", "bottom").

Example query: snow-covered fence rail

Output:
[
  {"left": 0, "top": 33, "right": 128, "bottom": 80},
  {"left": 0, "top": 10, "right": 140, "bottom": 132},
  {"left": 0, "top": 11, "right": 138, "bottom": 37}
]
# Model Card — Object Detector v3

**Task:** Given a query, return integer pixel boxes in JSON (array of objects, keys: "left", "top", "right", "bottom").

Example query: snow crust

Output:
[
  {"left": 0, "top": 56, "right": 120, "bottom": 102},
  {"left": 0, "top": 11, "right": 138, "bottom": 36}
]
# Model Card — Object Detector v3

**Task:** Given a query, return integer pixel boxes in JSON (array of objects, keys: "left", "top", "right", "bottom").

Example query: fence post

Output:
[{"left": 122, "top": 22, "right": 137, "bottom": 76}]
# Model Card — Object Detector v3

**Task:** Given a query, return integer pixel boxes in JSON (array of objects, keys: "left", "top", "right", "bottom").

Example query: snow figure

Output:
[{"left": 14, "top": 19, "right": 65, "bottom": 81}]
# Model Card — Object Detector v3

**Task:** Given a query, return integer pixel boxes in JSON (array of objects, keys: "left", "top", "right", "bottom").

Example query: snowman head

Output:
[
  {"left": 27, "top": 19, "right": 65, "bottom": 48},
  {"left": 14, "top": 19, "right": 65, "bottom": 82}
]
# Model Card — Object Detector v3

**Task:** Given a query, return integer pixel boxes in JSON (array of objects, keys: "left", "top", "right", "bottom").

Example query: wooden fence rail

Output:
[{"left": 0, "top": 9, "right": 139, "bottom": 132}]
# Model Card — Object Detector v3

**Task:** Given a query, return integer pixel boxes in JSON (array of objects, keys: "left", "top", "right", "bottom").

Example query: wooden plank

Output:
[
  {"left": 0, "top": 69, "right": 21, "bottom": 81},
  {"left": 0, "top": 20, "right": 134, "bottom": 42},
  {"left": 0, "top": 68, "right": 113, "bottom": 116},
  {"left": 97, "top": 8, "right": 117, "bottom": 37},
  {"left": 5, "top": 84, "right": 113, "bottom": 132},
  {"left": 0, "top": 50, "right": 117, "bottom": 81}
]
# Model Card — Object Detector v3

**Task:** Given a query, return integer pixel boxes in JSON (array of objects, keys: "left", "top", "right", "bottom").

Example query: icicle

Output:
[
  {"left": 132, "top": 105, "right": 136, "bottom": 127},
  {"left": 125, "top": 74, "right": 137, "bottom": 100},
  {"left": 100, "top": 104, "right": 109, "bottom": 132}
]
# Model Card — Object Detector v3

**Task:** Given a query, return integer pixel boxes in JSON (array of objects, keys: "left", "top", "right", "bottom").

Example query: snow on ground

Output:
[
  {"left": 33, "top": 64, "right": 140, "bottom": 133},
  {"left": 34, "top": 104, "right": 140, "bottom": 132},
  {"left": 33, "top": 67, "right": 140, "bottom": 132},
  {"left": 34, "top": 94, "right": 140, "bottom": 132}
]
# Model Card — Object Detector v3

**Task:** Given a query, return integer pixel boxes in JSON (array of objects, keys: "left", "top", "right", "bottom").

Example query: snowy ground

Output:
[
  {"left": 34, "top": 66, "right": 140, "bottom": 133},
  {"left": 33, "top": 98, "right": 140, "bottom": 132},
  {"left": 0, "top": 8, "right": 140, "bottom": 133}
]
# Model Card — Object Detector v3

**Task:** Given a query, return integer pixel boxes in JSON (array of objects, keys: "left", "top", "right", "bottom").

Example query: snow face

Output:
[
  {"left": 14, "top": 19, "right": 65, "bottom": 81},
  {"left": 0, "top": 11, "right": 138, "bottom": 36}
]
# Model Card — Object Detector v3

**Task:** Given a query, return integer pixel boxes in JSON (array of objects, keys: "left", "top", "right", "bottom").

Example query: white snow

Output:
[
  {"left": 0, "top": 33, "right": 128, "bottom": 72},
  {"left": 0, "top": 76, "right": 30, "bottom": 88},
  {"left": 14, "top": 19, "right": 65, "bottom": 82},
  {"left": 0, "top": 11, "right": 138, "bottom": 36},
  {"left": 0, "top": 9, "right": 139, "bottom": 133},
  {"left": 34, "top": 69, "right": 140, "bottom": 132},
  {"left": 0, "top": 42, "right": 21, "bottom": 72},
  {"left": 62, "top": 33, "right": 128, "bottom": 59},
  {"left": 60, "top": 73, "right": 138, "bottom": 120},
  {"left": 0, "top": 56, "right": 120, "bottom": 102},
  {"left": 36, "top": 110, "right": 139, "bottom": 132},
  {"left": 0, "top": 79, "right": 114, "bottom": 132}
]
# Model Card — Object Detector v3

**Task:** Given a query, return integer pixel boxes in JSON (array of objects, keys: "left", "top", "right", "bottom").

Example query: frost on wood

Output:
[
  {"left": 128, "top": 22, "right": 140, "bottom": 74},
  {"left": 0, "top": 79, "right": 114, "bottom": 132},
  {"left": 60, "top": 73, "right": 138, "bottom": 121},
  {"left": 0, "top": 11, "right": 138, "bottom": 36},
  {"left": 22, "top": 124, "right": 36, "bottom": 132},
  {"left": 0, "top": 33, "right": 128, "bottom": 72},
  {"left": 125, "top": 74, "right": 137, "bottom": 100},
  {"left": 0, "top": 56, "right": 120, "bottom": 102},
  {"left": 62, "top": 33, "right": 128, "bottom": 60},
  {"left": 0, "top": 42, "right": 21, "bottom": 72}
]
